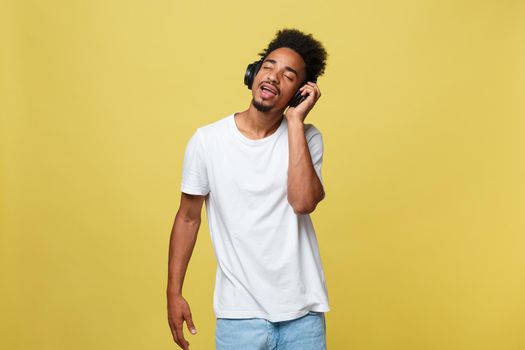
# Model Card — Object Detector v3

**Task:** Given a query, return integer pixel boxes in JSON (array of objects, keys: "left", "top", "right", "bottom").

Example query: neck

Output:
[{"left": 234, "top": 103, "right": 286, "bottom": 140}]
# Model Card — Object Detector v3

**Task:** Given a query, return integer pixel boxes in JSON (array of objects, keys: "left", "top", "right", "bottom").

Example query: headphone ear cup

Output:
[
  {"left": 289, "top": 82, "right": 308, "bottom": 107},
  {"left": 244, "top": 60, "right": 262, "bottom": 90},
  {"left": 289, "top": 77, "right": 317, "bottom": 107},
  {"left": 289, "top": 89, "right": 305, "bottom": 107}
]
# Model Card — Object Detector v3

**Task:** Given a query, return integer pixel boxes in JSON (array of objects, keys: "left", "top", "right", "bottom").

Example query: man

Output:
[{"left": 167, "top": 28, "right": 330, "bottom": 350}]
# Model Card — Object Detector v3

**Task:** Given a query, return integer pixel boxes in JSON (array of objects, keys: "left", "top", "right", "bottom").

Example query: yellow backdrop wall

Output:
[{"left": 1, "top": 0, "right": 524, "bottom": 349}]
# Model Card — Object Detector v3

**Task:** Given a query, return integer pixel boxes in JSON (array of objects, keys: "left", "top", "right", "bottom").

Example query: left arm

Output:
[{"left": 286, "top": 82, "right": 325, "bottom": 214}]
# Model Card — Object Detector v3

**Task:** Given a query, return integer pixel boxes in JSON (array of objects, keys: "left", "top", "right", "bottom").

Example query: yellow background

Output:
[{"left": 1, "top": 0, "right": 524, "bottom": 349}]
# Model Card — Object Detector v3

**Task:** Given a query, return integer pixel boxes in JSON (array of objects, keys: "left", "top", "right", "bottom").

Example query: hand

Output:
[
  {"left": 167, "top": 294, "right": 197, "bottom": 350},
  {"left": 285, "top": 81, "right": 322, "bottom": 123}
]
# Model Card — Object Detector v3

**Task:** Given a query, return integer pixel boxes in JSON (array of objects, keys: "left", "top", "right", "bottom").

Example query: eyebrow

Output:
[{"left": 263, "top": 58, "right": 299, "bottom": 77}]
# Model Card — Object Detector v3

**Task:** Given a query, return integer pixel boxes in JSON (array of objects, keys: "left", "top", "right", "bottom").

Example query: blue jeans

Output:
[{"left": 216, "top": 311, "right": 327, "bottom": 350}]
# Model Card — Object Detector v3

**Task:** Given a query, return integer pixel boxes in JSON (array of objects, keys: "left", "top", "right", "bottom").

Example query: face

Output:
[{"left": 251, "top": 47, "right": 306, "bottom": 112}]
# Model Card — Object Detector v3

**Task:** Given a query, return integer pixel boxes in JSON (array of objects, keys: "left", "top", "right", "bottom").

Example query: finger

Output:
[
  {"left": 184, "top": 311, "right": 197, "bottom": 335},
  {"left": 169, "top": 320, "right": 183, "bottom": 348},
  {"left": 306, "top": 82, "right": 321, "bottom": 96},
  {"left": 300, "top": 85, "right": 313, "bottom": 95},
  {"left": 301, "top": 87, "right": 319, "bottom": 99},
  {"left": 305, "top": 81, "right": 320, "bottom": 90},
  {"left": 175, "top": 324, "right": 189, "bottom": 350}
]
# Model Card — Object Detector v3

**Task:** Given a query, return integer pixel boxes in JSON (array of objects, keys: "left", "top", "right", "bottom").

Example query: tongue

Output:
[{"left": 261, "top": 88, "right": 276, "bottom": 98}]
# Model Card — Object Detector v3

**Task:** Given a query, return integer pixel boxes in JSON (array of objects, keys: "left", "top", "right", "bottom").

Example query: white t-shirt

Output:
[{"left": 180, "top": 113, "right": 330, "bottom": 322}]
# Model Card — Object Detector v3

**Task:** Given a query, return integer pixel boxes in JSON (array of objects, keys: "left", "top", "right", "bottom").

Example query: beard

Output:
[{"left": 252, "top": 98, "right": 273, "bottom": 112}]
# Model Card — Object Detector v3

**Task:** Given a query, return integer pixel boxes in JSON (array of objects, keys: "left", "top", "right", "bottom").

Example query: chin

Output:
[{"left": 252, "top": 98, "right": 273, "bottom": 112}]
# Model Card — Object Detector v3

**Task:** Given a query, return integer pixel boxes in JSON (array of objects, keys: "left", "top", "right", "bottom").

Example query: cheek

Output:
[
  {"left": 253, "top": 69, "right": 265, "bottom": 84},
  {"left": 285, "top": 82, "right": 301, "bottom": 96}
]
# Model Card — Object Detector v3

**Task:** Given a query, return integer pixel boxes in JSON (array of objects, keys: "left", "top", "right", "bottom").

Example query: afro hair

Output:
[{"left": 258, "top": 28, "right": 328, "bottom": 82}]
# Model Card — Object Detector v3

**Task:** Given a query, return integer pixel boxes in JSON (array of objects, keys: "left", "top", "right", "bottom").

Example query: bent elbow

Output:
[
  {"left": 288, "top": 188, "right": 325, "bottom": 215},
  {"left": 293, "top": 207, "right": 315, "bottom": 215},
  {"left": 290, "top": 201, "right": 318, "bottom": 215}
]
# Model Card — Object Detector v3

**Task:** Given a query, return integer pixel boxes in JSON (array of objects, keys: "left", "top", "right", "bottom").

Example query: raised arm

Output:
[{"left": 286, "top": 81, "right": 325, "bottom": 214}]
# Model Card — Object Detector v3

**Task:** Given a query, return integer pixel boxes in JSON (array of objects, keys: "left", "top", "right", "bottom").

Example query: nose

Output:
[{"left": 266, "top": 69, "right": 279, "bottom": 84}]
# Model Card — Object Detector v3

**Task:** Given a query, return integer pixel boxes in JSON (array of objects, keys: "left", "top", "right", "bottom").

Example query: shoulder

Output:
[
  {"left": 195, "top": 114, "right": 232, "bottom": 139},
  {"left": 186, "top": 114, "right": 232, "bottom": 146}
]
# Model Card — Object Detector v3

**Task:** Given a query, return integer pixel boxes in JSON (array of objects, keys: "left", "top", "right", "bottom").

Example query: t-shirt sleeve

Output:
[
  {"left": 306, "top": 125, "right": 324, "bottom": 186},
  {"left": 180, "top": 129, "right": 210, "bottom": 195}
]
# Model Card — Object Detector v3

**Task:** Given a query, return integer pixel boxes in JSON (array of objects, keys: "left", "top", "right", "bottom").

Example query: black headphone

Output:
[{"left": 244, "top": 60, "right": 315, "bottom": 107}]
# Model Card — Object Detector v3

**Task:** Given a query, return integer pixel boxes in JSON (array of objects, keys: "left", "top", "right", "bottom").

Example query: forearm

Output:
[
  {"left": 166, "top": 212, "right": 201, "bottom": 296},
  {"left": 287, "top": 119, "right": 325, "bottom": 214}
]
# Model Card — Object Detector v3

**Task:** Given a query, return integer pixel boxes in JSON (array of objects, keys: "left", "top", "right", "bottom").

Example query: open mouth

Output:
[{"left": 260, "top": 83, "right": 278, "bottom": 97}]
